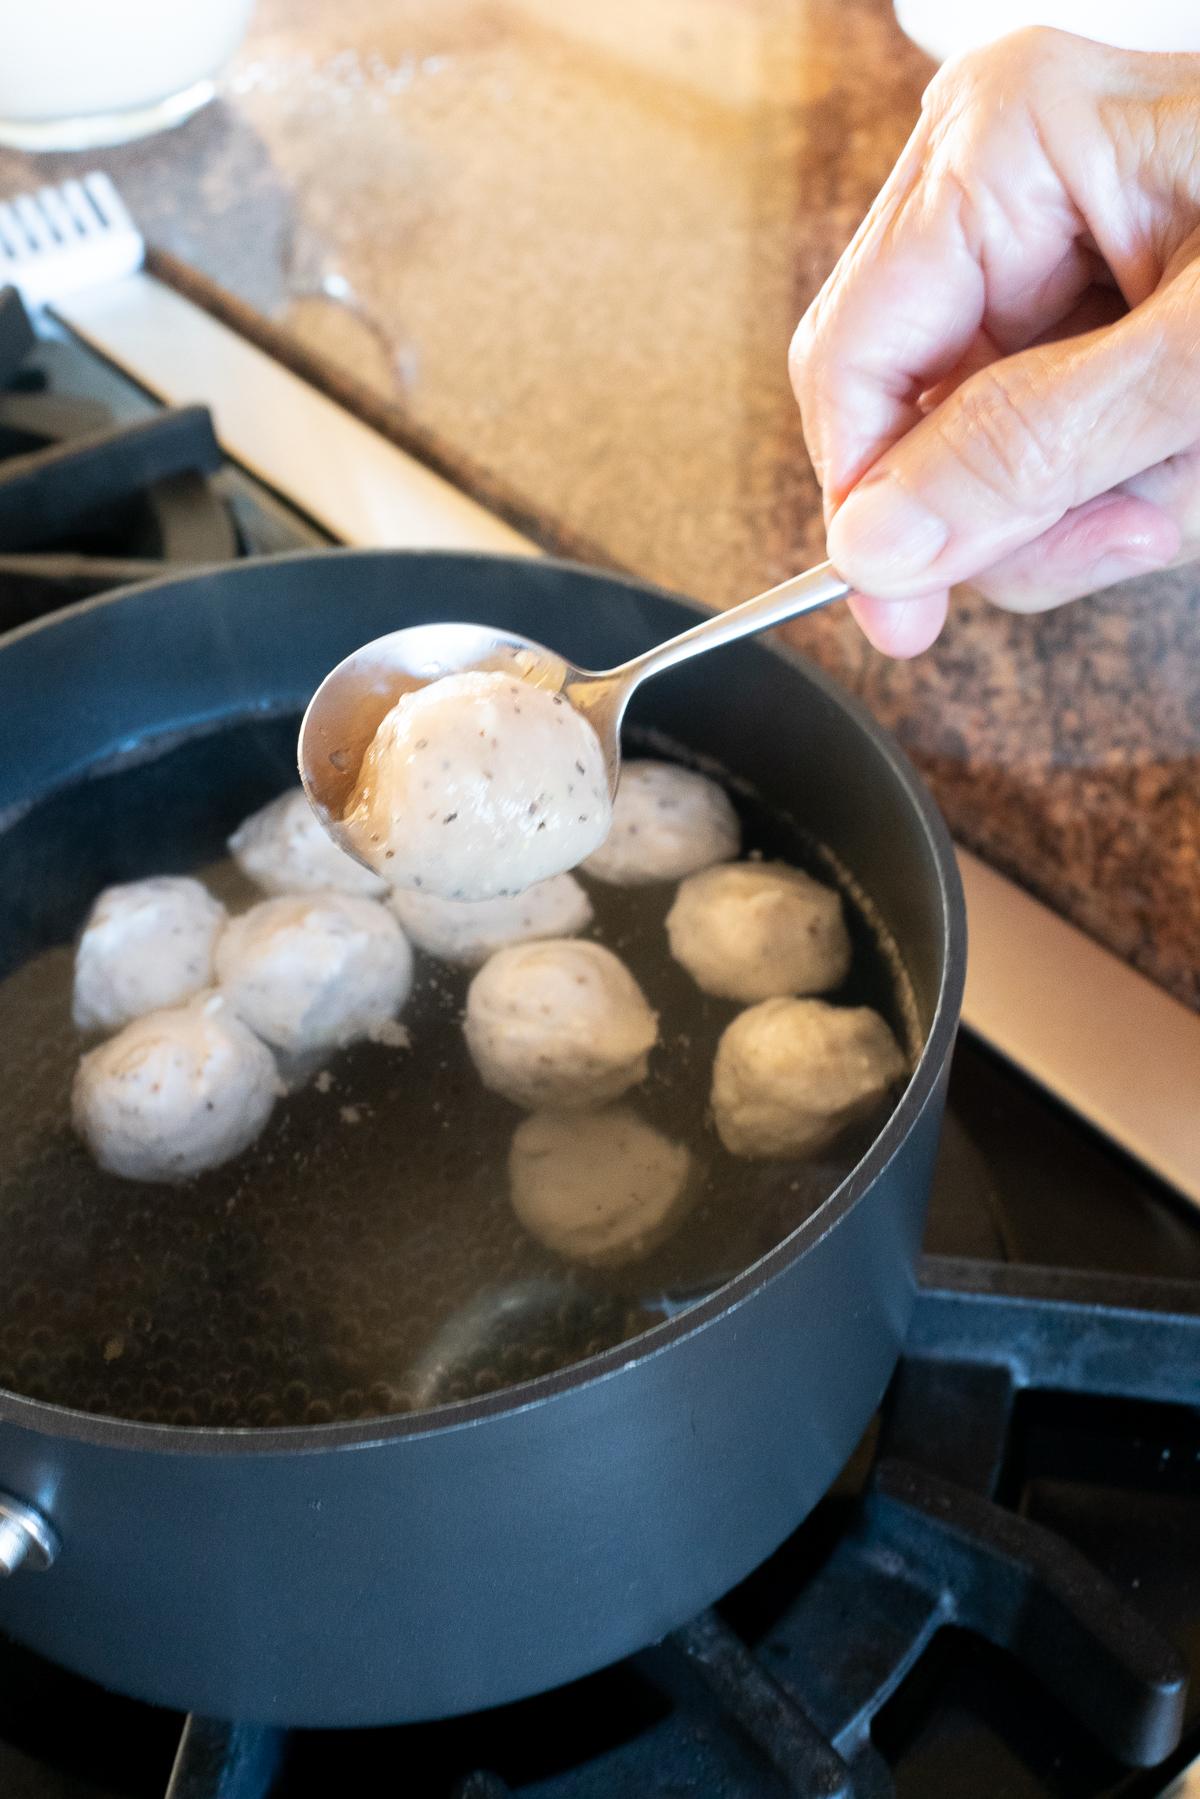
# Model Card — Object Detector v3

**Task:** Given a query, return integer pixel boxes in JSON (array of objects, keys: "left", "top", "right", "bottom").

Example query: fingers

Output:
[
  {"left": 791, "top": 32, "right": 1105, "bottom": 510},
  {"left": 969, "top": 492, "right": 1180, "bottom": 611},
  {"left": 827, "top": 492, "right": 1180, "bottom": 662},
  {"left": 841, "top": 491, "right": 1178, "bottom": 655},
  {"left": 847, "top": 589, "right": 950, "bottom": 658},
  {"left": 790, "top": 27, "right": 1200, "bottom": 655},
  {"left": 1121, "top": 442, "right": 1200, "bottom": 544},
  {"left": 840, "top": 491, "right": 1176, "bottom": 657},
  {"left": 826, "top": 263, "right": 1200, "bottom": 600},
  {"left": 791, "top": 113, "right": 985, "bottom": 510}
]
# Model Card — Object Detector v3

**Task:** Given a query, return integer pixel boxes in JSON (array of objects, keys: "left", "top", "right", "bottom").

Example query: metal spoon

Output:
[{"left": 299, "top": 559, "right": 849, "bottom": 848}]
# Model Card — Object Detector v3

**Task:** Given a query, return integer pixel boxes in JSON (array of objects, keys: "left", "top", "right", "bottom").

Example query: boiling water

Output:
[{"left": 0, "top": 715, "right": 919, "bottom": 1428}]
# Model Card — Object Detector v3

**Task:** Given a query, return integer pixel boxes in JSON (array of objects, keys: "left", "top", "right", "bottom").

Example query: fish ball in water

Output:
[
  {"left": 72, "top": 876, "right": 227, "bottom": 1033},
  {"left": 216, "top": 894, "right": 413, "bottom": 1056},
  {"left": 667, "top": 861, "right": 852, "bottom": 1002},
  {"left": 582, "top": 760, "right": 740, "bottom": 885},
  {"left": 229, "top": 787, "right": 388, "bottom": 898},
  {"left": 71, "top": 992, "right": 278, "bottom": 1183},
  {"left": 390, "top": 873, "right": 592, "bottom": 968},
  {"left": 711, "top": 997, "right": 906, "bottom": 1160},
  {"left": 464, "top": 938, "right": 657, "bottom": 1110},
  {"left": 509, "top": 1106, "right": 693, "bottom": 1267}
]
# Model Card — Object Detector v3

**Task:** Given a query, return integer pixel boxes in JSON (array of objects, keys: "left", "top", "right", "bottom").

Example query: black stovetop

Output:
[{"left": 0, "top": 303, "right": 1198, "bottom": 1799}]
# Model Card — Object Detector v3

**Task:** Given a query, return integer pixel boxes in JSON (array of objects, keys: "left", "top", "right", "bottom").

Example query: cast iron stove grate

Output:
[
  {"left": 0, "top": 284, "right": 318, "bottom": 632},
  {"left": 115, "top": 1257, "right": 1199, "bottom": 1798}
]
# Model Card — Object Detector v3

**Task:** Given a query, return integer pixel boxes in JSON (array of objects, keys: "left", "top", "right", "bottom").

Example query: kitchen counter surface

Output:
[{"left": 2, "top": 0, "right": 1197, "bottom": 1008}]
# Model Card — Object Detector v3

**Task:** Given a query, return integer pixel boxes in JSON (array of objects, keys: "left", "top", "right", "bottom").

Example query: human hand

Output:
[{"left": 790, "top": 28, "right": 1200, "bottom": 655}]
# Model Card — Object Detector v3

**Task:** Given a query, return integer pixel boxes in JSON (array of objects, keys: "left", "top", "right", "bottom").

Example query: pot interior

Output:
[{"left": 0, "top": 553, "right": 949, "bottom": 1432}]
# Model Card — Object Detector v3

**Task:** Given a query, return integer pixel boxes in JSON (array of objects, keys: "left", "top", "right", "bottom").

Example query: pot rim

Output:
[{"left": 0, "top": 549, "right": 966, "bottom": 1456}]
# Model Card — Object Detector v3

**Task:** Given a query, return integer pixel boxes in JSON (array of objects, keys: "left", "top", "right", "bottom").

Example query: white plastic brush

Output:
[{"left": 0, "top": 172, "right": 143, "bottom": 310}]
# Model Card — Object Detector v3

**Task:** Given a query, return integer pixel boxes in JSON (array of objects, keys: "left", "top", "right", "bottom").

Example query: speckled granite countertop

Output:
[{"left": 1, "top": 0, "right": 1197, "bottom": 1007}]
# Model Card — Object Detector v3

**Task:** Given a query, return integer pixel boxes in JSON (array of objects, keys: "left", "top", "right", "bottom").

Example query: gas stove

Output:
[
  {"left": 0, "top": 307, "right": 326, "bottom": 637},
  {"left": 1, "top": 278, "right": 1199, "bottom": 1799}
]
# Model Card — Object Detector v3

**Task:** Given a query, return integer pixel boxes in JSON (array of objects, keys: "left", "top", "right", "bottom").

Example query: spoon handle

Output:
[{"left": 615, "top": 560, "right": 850, "bottom": 688}]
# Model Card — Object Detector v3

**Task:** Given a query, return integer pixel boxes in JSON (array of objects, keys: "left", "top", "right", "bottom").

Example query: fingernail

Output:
[{"left": 830, "top": 475, "right": 950, "bottom": 585}]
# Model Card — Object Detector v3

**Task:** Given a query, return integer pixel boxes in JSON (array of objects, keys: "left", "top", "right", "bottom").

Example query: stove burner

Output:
[
  {"left": 0, "top": 405, "right": 223, "bottom": 552},
  {"left": 146, "top": 1259, "right": 1197, "bottom": 1798},
  {"left": 0, "top": 285, "right": 238, "bottom": 627}
]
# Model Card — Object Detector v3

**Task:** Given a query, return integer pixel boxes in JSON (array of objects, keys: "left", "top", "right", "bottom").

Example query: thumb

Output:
[{"left": 827, "top": 269, "right": 1200, "bottom": 601}]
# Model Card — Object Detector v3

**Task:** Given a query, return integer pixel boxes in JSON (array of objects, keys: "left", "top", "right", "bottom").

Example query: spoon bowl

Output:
[
  {"left": 299, "top": 560, "right": 849, "bottom": 873},
  {"left": 300, "top": 622, "right": 584, "bottom": 847}
]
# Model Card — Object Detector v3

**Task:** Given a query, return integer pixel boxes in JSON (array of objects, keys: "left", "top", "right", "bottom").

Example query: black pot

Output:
[{"left": 0, "top": 551, "right": 965, "bottom": 1725}]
